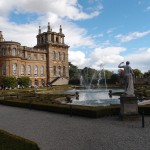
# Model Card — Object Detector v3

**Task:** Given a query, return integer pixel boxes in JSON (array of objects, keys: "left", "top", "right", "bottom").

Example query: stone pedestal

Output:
[{"left": 120, "top": 96, "right": 139, "bottom": 120}]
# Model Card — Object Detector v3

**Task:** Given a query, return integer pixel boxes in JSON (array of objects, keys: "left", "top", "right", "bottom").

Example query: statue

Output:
[{"left": 118, "top": 61, "right": 134, "bottom": 96}]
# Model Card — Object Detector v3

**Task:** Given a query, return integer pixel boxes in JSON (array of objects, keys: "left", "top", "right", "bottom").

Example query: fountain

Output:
[{"left": 66, "top": 64, "right": 123, "bottom": 106}]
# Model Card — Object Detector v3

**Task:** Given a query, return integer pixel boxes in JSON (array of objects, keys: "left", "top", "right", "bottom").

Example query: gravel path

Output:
[{"left": 0, "top": 105, "right": 150, "bottom": 150}]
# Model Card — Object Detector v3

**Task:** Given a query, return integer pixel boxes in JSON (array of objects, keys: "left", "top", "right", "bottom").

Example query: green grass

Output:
[{"left": 0, "top": 130, "right": 40, "bottom": 150}]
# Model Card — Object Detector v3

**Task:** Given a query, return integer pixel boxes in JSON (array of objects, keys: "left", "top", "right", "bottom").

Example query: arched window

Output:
[
  {"left": 52, "top": 51, "right": 56, "bottom": 60},
  {"left": 40, "top": 66, "right": 44, "bottom": 76},
  {"left": 63, "top": 66, "right": 66, "bottom": 76},
  {"left": 58, "top": 52, "right": 61, "bottom": 60},
  {"left": 2, "top": 63, "right": 6, "bottom": 75},
  {"left": 12, "top": 48, "right": 16, "bottom": 56},
  {"left": 13, "top": 63, "right": 17, "bottom": 75},
  {"left": 58, "top": 66, "right": 61, "bottom": 76},
  {"left": 62, "top": 52, "right": 65, "bottom": 61},
  {"left": 34, "top": 65, "right": 38, "bottom": 76},
  {"left": 27, "top": 65, "right": 31, "bottom": 75},
  {"left": 21, "top": 65, "right": 25, "bottom": 75},
  {"left": 53, "top": 66, "right": 56, "bottom": 76}
]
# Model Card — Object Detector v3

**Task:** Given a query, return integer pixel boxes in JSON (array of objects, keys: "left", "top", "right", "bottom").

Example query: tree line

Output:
[{"left": 69, "top": 62, "right": 150, "bottom": 85}]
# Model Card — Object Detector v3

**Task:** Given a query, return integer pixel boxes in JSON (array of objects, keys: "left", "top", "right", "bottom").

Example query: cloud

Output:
[
  {"left": 69, "top": 47, "right": 126, "bottom": 70},
  {"left": 69, "top": 50, "right": 90, "bottom": 68},
  {"left": 90, "top": 47, "right": 126, "bottom": 68},
  {"left": 69, "top": 46, "right": 150, "bottom": 73},
  {"left": 0, "top": 0, "right": 100, "bottom": 48},
  {"left": 0, "top": 0, "right": 102, "bottom": 20},
  {"left": 102, "top": 40, "right": 110, "bottom": 45},
  {"left": 146, "top": 6, "right": 150, "bottom": 11},
  {"left": 125, "top": 48, "right": 150, "bottom": 72},
  {"left": 107, "top": 28, "right": 116, "bottom": 34},
  {"left": 115, "top": 30, "right": 150, "bottom": 42}
]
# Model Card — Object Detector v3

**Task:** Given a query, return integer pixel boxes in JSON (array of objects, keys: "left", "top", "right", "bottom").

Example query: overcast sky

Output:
[{"left": 0, "top": 0, "right": 150, "bottom": 72}]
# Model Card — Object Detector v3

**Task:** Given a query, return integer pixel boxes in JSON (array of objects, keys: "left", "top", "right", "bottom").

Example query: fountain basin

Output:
[{"left": 65, "top": 88, "right": 123, "bottom": 106}]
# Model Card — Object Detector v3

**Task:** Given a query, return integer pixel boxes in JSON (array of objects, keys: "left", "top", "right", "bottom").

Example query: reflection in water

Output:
[{"left": 65, "top": 89, "right": 123, "bottom": 106}]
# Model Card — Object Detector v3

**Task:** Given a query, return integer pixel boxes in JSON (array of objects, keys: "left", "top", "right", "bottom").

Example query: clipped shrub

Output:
[
  {"left": 138, "top": 105, "right": 150, "bottom": 115},
  {"left": 0, "top": 130, "right": 40, "bottom": 150},
  {"left": 0, "top": 99, "right": 121, "bottom": 118}
]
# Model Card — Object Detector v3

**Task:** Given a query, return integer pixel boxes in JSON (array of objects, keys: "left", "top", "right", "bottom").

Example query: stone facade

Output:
[{"left": 0, "top": 23, "right": 69, "bottom": 87}]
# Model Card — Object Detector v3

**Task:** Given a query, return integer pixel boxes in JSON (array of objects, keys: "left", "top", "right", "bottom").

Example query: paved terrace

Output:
[{"left": 0, "top": 105, "right": 150, "bottom": 150}]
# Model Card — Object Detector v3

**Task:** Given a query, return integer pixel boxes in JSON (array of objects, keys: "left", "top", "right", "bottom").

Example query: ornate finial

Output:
[
  {"left": 39, "top": 26, "right": 41, "bottom": 34},
  {"left": 48, "top": 22, "right": 51, "bottom": 31},
  {"left": 59, "top": 25, "right": 62, "bottom": 34}
]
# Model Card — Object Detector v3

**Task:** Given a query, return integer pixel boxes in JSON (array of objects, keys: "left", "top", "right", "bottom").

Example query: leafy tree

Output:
[
  {"left": 143, "top": 70, "right": 150, "bottom": 78},
  {"left": 2, "top": 76, "right": 17, "bottom": 88},
  {"left": 69, "top": 62, "right": 79, "bottom": 80},
  {"left": 103, "top": 70, "right": 113, "bottom": 79},
  {"left": 133, "top": 69, "right": 143, "bottom": 78},
  {"left": 81, "top": 67, "right": 97, "bottom": 84},
  {"left": 110, "top": 73, "right": 120, "bottom": 84},
  {"left": 17, "top": 77, "right": 30, "bottom": 87},
  {"left": 118, "top": 69, "right": 124, "bottom": 78},
  {"left": 69, "top": 62, "right": 80, "bottom": 85}
]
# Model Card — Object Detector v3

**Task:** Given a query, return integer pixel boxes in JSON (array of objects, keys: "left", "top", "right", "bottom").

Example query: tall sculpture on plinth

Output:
[{"left": 118, "top": 61, "right": 138, "bottom": 120}]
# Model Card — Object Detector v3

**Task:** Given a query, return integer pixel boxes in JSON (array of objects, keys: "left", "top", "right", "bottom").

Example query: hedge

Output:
[
  {"left": 0, "top": 99, "right": 120, "bottom": 118},
  {"left": 138, "top": 105, "right": 150, "bottom": 115},
  {"left": 0, "top": 100, "right": 149, "bottom": 118},
  {"left": 0, "top": 130, "right": 40, "bottom": 150}
]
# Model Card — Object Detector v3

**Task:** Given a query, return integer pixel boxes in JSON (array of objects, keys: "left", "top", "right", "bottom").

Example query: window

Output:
[
  {"left": 40, "top": 66, "right": 44, "bottom": 76},
  {"left": 58, "top": 66, "right": 61, "bottom": 76},
  {"left": 56, "top": 37, "right": 58, "bottom": 43},
  {"left": 3, "top": 48, "right": 6, "bottom": 56},
  {"left": 34, "top": 65, "right": 38, "bottom": 76},
  {"left": 27, "top": 65, "right": 31, "bottom": 75},
  {"left": 34, "top": 54, "right": 37, "bottom": 60},
  {"left": 21, "top": 52, "right": 25, "bottom": 58},
  {"left": 27, "top": 54, "right": 31, "bottom": 59},
  {"left": 60, "top": 37, "right": 63, "bottom": 43},
  {"left": 40, "top": 55, "right": 44, "bottom": 60},
  {"left": 12, "top": 48, "right": 16, "bottom": 56},
  {"left": 2, "top": 63, "right": 6, "bottom": 75},
  {"left": 34, "top": 79, "right": 38, "bottom": 86},
  {"left": 21, "top": 65, "right": 25, "bottom": 75},
  {"left": 13, "top": 63, "right": 17, "bottom": 75},
  {"left": 62, "top": 52, "right": 65, "bottom": 61},
  {"left": 63, "top": 66, "right": 65, "bottom": 76},
  {"left": 52, "top": 51, "right": 56, "bottom": 60},
  {"left": 53, "top": 66, "right": 56, "bottom": 76},
  {"left": 41, "top": 79, "right": 45, "bottom": 87},
  {"left": 58, "top": 52, "right": 61, "bottom": 60}
]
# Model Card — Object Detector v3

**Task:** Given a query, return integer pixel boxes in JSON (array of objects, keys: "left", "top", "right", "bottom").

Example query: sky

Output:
[{"left": 0, "top": 0, "right": 150, "bottom": 73}]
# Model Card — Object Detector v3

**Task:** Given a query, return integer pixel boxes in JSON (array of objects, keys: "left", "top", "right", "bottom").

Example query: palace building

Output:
[{"left": 0, "top": 23, "right": 69, "bottom": 87}]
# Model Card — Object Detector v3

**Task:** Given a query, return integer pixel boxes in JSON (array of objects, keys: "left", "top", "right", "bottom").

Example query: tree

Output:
[
  {"left": 81, "top": 67, "right": 97, "bottom": 84},
  {"left": 69, "top": 62, "right": 79, "bottom": 80},
  {"left": 69, "top": 62, "right": 80, "bottom": 85},
  {"left": 2, "top": 76, "right": 17, "bottom": 88},
  {"left": 133, "top": 69, "right": 143, "bottom": 78},
  {"left": 17, "top": 76, "right": 30, "bottom": 87},
  {"left": 143, "top": 70, "right": 150, "bottom": 78},
  {"left": 110, "top": 73, "right": 120, "bottom": 84},
  {"left": 103, "top": 70, "right": 113, "bottom": 79}
]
